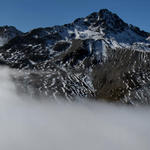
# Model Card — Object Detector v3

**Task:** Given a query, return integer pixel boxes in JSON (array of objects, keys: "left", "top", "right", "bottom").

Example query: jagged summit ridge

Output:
[
  {"left": 84, "top": 9, "right": 128, "bottom": 33},
  {"left": 0, "top": 9, "right": 150, "bottom": 49}
]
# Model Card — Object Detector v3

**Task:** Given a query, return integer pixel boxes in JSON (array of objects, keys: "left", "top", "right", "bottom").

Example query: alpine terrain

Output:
[{"left": 0, "top": 9, "right": 150, "bottom": 105}]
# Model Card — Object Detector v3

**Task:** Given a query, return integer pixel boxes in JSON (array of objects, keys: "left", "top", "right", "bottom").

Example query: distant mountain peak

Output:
[{"left": 0, "top": 25, "right": 23, "bottom": 47}]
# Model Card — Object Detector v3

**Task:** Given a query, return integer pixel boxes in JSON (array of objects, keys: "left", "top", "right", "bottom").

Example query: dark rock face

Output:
[
  {"left": 53, "top": 42, "right": 70, "bottom": 52},
  {"left": 58, "top": 40, "right": 89, "bottom": 66},
  {"left": 97, "top": 9, "right": 128, "bottom": 32},
  {"left": 0, "top": 9, "right": 150, "bottom": 105},
  {"left": 93, "top": 48, "right": 150, "bottom": 104}
]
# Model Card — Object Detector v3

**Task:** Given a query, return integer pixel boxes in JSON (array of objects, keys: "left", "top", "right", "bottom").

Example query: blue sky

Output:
[{"left": 0, "top": 0, "right": 150, "bottom": 32}]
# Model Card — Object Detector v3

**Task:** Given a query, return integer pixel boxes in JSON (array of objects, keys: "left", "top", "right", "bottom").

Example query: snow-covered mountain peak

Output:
[
  {"left": 83, "top": 9, "right": 128, "bottom": 34},
  {"left": 63, "top": 9, "right": 150, "bottom": 51},
  {"left": 0, "top": 9, "right": 150, "bottom": 104}
]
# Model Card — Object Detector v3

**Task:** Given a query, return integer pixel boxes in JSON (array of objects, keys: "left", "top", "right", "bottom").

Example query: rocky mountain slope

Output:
[{"left": 0, "top": 9, "right": 150, "bottom": 105}]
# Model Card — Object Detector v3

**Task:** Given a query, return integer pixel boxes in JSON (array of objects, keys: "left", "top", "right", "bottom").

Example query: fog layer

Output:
[{"left": 0, "top": 67, "right": 150, "bottom": 150}]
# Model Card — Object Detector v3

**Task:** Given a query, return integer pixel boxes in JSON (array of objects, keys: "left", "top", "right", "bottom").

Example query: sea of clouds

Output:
[{"left": 0, "top": 67, "right": 150, "bottom": 150}]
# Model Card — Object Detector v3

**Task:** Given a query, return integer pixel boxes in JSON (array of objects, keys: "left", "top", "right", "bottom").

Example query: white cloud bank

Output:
[{"left": 0, "top": 67, "right": 150, "bottom": 150}]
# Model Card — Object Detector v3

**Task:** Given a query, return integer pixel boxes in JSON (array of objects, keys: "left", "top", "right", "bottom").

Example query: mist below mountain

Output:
[{"left": 0, "top": 67, "right": 150, "bottom": 150}]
